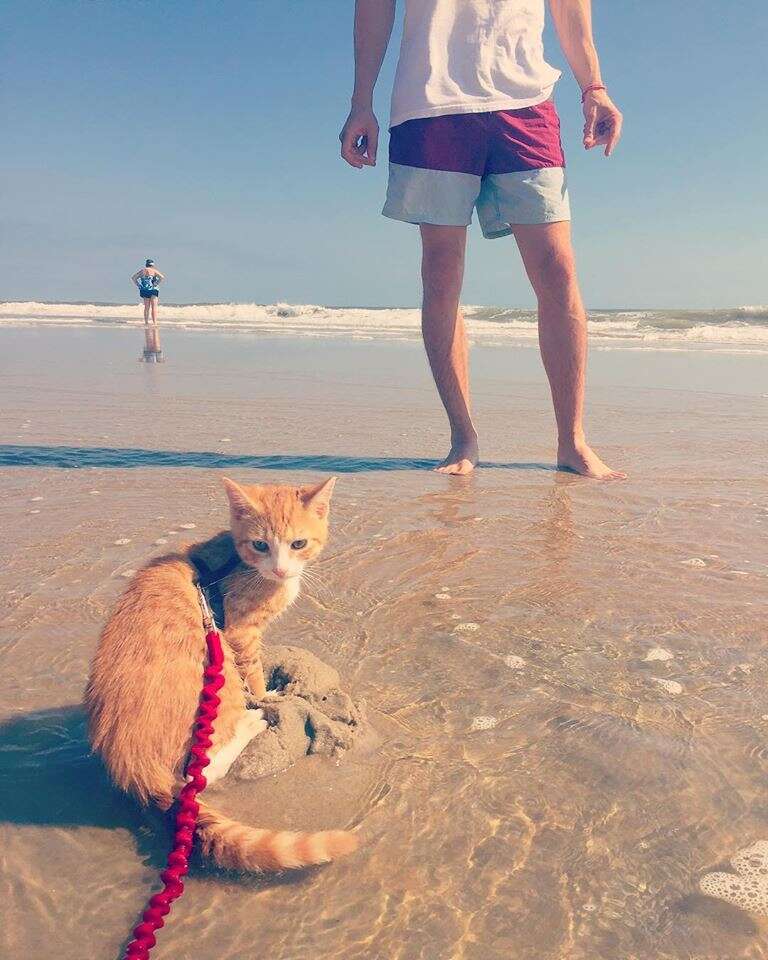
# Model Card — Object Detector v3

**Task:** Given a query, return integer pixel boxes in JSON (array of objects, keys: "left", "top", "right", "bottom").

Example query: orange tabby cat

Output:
[{"left": 85, "top": 476, "right": 356, "bottom": 871}]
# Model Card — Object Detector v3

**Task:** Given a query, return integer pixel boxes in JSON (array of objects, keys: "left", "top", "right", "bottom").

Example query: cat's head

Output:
[{"left": 222, "top": 477, "right": 336, "bottom": 584}]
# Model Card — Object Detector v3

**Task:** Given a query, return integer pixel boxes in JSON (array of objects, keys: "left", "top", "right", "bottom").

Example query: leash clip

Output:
[{"left": 196, "top": 583, "right": 216, "bottom": 633}]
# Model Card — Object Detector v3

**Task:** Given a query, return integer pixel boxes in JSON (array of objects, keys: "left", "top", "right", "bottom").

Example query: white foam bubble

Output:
[
  {"left": 471, "top": 716, "right": 498, "bottom": 731},
  {"left": 651, "top": 678, "right": 683, "bottom": 695},
  {"left": 114, "top": 538, "right": 131, "bottom": 546},
  {"left": 644, "top": 647, "right": 674, "bottom": 662},
  {"left": 454, "top": 622, "right": 480, "bottom": 633},
  {"left": 504, "top": 655, "right": 526, "bottom": 670},
  {"left": 701, "top": 840, "right": 768, "bottom": 916}
]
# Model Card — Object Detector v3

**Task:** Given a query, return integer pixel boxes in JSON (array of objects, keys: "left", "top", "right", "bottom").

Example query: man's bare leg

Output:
[
  {"left": 420, "top": 224, "right": 479, "bottom": 475},
  {"left": 512, "top": 221, "right": 626, "bottom": 480}
]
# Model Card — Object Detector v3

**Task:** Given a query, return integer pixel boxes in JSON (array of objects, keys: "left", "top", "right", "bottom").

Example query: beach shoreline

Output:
[
  {"left": 2, "top": 300, "right": 768, "bottom": 354},
  {"left": 1, "top": 327, "right": 767, "bottom": 960}
]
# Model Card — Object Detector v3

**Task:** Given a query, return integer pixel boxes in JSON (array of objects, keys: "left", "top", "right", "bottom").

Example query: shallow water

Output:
[{"left": 1, "top": 329, "right": 767, "bottom": 959}]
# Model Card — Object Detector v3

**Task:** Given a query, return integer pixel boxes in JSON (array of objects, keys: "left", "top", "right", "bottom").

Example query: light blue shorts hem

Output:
[
  {"left": 481, "top": 209, "right": 572, "bottom": 240},
  {"left": 382, "top": 164, "right": 478, "bottom": 228},
  {"left": 382, "top": 162, "right": 570, "bottom": 238},
  {"left": 381, "top": 207, "right": 474, "bottom": 229}
]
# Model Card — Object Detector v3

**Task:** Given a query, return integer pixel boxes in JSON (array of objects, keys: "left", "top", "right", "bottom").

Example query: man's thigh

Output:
[
  {"left": 420, "top": 225, "right": 467, "bottom": 297},
  {"left": 420, "top": 224, "right": 468, "bottom": 254},
  {"left": 512, "top": 221, "right": 578, "bottom": 297}
]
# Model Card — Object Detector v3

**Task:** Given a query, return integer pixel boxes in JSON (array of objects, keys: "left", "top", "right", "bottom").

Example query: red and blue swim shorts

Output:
[{"left": 383, "top": 99, "right": 570, "bottom": 238}]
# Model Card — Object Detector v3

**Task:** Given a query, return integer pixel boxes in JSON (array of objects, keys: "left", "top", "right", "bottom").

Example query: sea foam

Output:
[{"left": 2, "top": 301, "right": 768, "bottom": 352}]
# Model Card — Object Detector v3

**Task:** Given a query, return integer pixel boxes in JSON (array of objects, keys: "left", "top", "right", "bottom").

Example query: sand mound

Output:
[
  {"left": 700, "top": 840, "right": 768, "bottom": 915},
  {"left": 226, "top": 645, "right": 366, "bottom": 782}
]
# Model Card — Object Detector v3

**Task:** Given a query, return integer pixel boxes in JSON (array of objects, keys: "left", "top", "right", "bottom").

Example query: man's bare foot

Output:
[
  {"left": 435, "top": 436, "right": 479, "bottom": 475},
  {"left": 557, "top": 442, "right": 627, "bottom": 480}
]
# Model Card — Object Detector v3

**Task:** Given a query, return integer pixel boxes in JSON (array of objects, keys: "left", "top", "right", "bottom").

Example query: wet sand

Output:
[{"left": 1, "top": 327, "right": 767, "bottom": 960}]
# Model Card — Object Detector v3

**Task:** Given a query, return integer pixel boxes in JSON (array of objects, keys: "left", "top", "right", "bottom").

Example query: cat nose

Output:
[{"left": 273, "top": 568, "right": 287, "bottom": 579}]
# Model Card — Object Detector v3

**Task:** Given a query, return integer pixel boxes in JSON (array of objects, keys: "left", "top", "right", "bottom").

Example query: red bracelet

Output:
[{"left": 581, "top": 84, "right": 607, "bottom": 101}]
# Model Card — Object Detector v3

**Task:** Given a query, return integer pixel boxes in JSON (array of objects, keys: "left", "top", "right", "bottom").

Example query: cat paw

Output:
[
  {"left": 244, "top": 681, "right": 271, "bottom": 706},
  {"left": 242, "top": 708, "right": 268, "bottom": 737}
]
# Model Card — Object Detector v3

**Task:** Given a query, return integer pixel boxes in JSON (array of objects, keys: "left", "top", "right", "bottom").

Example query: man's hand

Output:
[
  {"left": 340, "top": 106, "right": 379, "bottom": 169},
  {"left": 582, "top": 89, "right": 623, "bottom": 157}
]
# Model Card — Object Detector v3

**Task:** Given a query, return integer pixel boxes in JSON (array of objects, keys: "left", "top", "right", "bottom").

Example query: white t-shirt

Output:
[{"left": 390, "top": 0, "right": 561, "bottom": 128}]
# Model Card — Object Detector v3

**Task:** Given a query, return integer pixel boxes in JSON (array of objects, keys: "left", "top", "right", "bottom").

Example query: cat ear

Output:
[
  {"left": 302, "top": 477, "right": 336, "bottom": 519},
  {"left": 222, "top": 477, "right": 256, "bottom": 519}
]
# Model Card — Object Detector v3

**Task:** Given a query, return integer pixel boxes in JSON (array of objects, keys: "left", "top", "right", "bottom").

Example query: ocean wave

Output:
[{"left": 1, "top": 301, "right": 767, "bottom": 351}]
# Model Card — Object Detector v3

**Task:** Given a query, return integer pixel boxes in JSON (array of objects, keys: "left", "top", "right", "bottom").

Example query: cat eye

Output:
[
  {"left": 291, "top": 539, "right": 308, "bottom": 550},
  {"left": 252, "top": 540, "right": 270, "bottom": 553}
]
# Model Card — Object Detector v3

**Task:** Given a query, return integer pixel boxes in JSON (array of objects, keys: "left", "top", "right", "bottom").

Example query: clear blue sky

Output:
[{"left": 2, "top": 1, "right": 766, "bottom": 308}]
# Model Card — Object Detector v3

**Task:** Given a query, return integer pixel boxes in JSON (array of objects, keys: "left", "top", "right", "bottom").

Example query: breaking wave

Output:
[{"left": 1, "top": 301, "right": 767, "bottom": 352}]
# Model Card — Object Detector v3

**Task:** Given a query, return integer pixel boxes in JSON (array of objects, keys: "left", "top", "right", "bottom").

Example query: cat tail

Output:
[{"left": 195, "top": 801, "right": 358, "bottom": 872}]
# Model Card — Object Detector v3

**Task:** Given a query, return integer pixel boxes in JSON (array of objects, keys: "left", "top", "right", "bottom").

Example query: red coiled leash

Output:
[{"left": 124, "top": 587, "right": 224, "bottom": 959}]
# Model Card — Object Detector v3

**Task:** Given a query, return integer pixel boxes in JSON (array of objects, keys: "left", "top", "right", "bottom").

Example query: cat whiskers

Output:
[
  {"left": 299, "top": 566, "right": 332, "bottom": 601},
  {"left": 239, "top": 568, "right": 267, "bottom": 588}
]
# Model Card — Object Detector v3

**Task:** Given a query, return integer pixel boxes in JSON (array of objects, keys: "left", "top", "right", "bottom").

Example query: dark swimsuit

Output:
[{"left": 138, "top": 273, "right": 160, "bottom": 299}]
